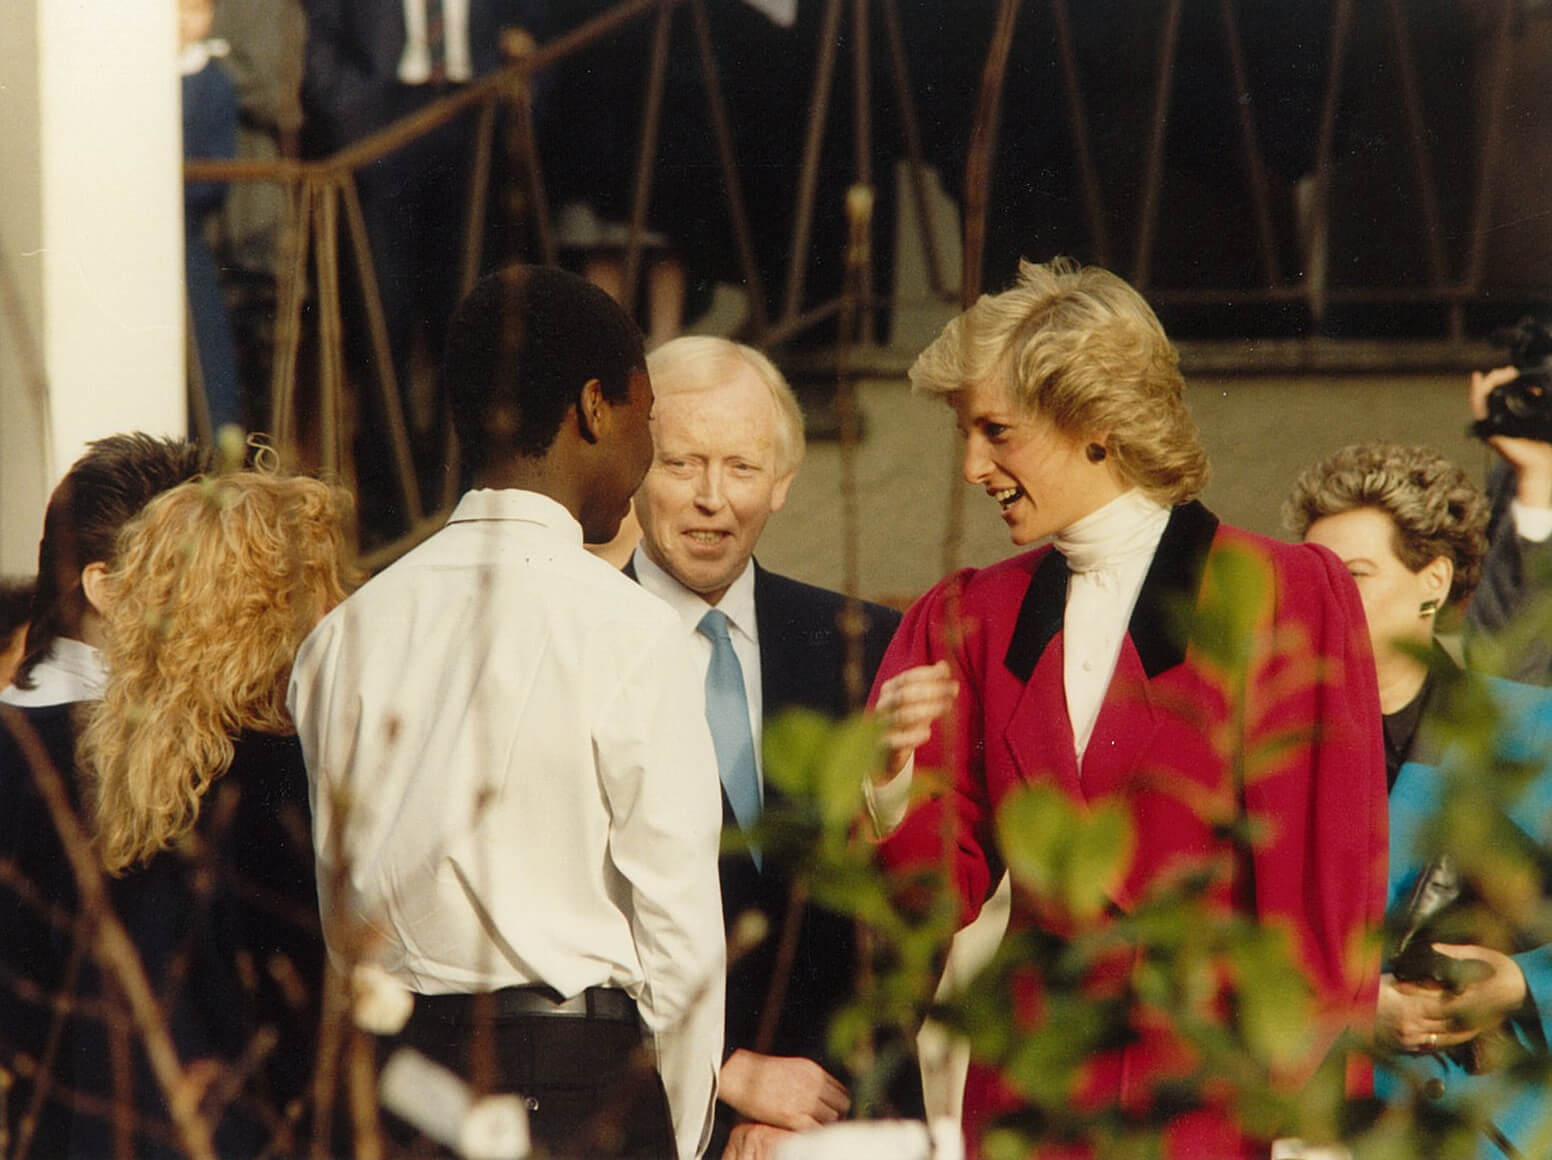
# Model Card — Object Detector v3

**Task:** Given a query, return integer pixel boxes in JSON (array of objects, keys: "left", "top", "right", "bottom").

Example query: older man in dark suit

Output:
[{"left": 627, "top": 336, "right": 906, "bottom": 1159}]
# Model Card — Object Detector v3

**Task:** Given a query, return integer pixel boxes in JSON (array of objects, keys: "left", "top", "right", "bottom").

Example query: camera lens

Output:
[{"left": 1503, "top": 384, "right": 1542, "bottom": 418}]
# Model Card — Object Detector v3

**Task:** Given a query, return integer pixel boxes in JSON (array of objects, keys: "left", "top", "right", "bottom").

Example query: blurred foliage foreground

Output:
[{"left": 745, "top": 544, "right": 1552, "bottom": 1160}]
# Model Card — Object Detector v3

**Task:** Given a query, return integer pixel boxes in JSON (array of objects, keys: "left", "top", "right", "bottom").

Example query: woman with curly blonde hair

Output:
[
  {"left": 82, "top": 470, "right": 354, "bottom": 869},
  {"left": 1288, "top": 440, "right": 1552, "bottom": 1160},
  {"left": 76, "top": 469, "right": 355, "bottom": 1155}
]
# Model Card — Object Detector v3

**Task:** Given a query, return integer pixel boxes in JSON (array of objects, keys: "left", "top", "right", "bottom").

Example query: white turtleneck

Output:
[{"left": 1053, "top": 489, "right": 1171, "bottom": 762}]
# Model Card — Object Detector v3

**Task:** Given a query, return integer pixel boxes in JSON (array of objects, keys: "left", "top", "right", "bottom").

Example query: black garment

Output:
[
  {"left": 391, "top": 989, "right": 676, "bottom": 1158},
  {"left": 1383, "top": 679, "right": 1430, "bottom": 792},
  {"left": 0, "top": 704, "right": 85, "bottom": 1158},
  {"left": 725, "top": 568, "right": 912, "bottom": 1152},
  {"left": 1381, "top": 647, "right": 1455, "bottom": 790},
  {"left": 0, "top": 716, "right": 322, "bottom": 1159},
  {"left": 728, "top": 567, "right": 898, "bottom": 1060},
  {"left": 1466, "top": 460, "right": 1552, "bottom": 687}
]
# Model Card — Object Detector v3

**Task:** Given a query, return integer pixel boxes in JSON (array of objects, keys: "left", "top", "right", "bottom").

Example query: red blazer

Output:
[{"left": 873, "top": 502, "right": 1387, "bottom": 1158}]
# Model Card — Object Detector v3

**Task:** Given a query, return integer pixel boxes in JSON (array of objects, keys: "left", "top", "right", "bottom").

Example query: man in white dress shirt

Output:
[{"left": 289, "top": 266, "right": 726, "bottom": 1159}]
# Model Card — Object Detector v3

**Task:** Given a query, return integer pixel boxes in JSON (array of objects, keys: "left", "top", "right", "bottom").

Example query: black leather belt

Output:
[{"left": 417, "top": 985, "right": 638, "bottom": 1024}]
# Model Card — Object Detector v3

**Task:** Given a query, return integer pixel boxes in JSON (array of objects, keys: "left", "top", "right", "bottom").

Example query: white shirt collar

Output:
[
  {"left": 178, "top": 38, "right": 229, "bottom": 77},
  {"left": 446, "top": 488, "right": 584, "bottom": 545},
  {"left": 632, "top": 546, "right": 760, "bottom": 645},
  {"left": 0, "top": 637, "right": 108, "bottom": 707},
  {"left": 1052, "top": 489, "right": 1171, "bottom": 575}
]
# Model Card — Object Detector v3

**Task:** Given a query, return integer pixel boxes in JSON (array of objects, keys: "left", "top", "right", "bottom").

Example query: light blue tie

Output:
[{"left": 697, "top": 609, "right": 762, "bottom": 870}]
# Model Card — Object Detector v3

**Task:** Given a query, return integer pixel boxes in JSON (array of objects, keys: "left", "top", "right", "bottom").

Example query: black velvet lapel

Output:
[
  {"left": 1001, "top": 500, "right": 1221, "bottom": 683},
  {"left": 1003, "top": 550, "right": 1071, "bottom": 682},
  {"left": 1129, "top": 500, "right": 1220, "bottom": 678}
]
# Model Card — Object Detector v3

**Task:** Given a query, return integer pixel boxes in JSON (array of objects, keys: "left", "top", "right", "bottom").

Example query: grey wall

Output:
[{"left": 756, "top": 371, "right": 1494, "bottom": 604}]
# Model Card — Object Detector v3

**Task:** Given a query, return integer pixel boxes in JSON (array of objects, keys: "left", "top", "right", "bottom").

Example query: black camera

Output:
[
  {"left": 1471, "top": 315, "right": 1552, "bottom": 443},
  {"left": 1386, "top": 855, "right": 1492, "bottom": 991}
]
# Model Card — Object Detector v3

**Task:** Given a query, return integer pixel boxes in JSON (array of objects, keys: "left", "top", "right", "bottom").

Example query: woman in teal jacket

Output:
[{"left": 1288, "top": 441, "right": 1552, "bottom": 1158}]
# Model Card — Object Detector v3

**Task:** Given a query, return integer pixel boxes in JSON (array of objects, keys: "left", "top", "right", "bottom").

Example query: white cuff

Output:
[
  {"left": 862, "top": 755, "right": 915, "bottom": 838},
  {"left": 1511, "top": 499, "right": 1552, "bottom": 543}
]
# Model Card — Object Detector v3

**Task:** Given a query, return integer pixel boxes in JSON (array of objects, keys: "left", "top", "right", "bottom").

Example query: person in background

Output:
[
  {"left": 181, "top": 0, "right": 242, "bottom": 434},
  {"left": 1465, "top": 364, "right": 1552, "bottom": 685},
  {"left": 586, "top": 499, "right": 642, "bottom": 569},
  {"left": 290, "top": 265, "right": 725, "bottom": 1159},
  {"left": 868, "top": 258, "right": 1387, "bottom": 1159},
  {"left": 0, "top": 576, "right": 35, "bottom": 688},
  {"left": 5, "top": 434, "right": 215, "bottom": 707},
  {"left": 0, "top": 434, "right": 213, "bottom": 1157},
  {"left": 301, "top": 0, "right": 548, "bottom": 521},
  {"left": 628, "top": 336, "right": 910, "bottom": 1158},
  {"left": 209, "top": 0, "right": 307, "bottom": 427},
  {"left": 1288, "top": 441, "right": 1552, "bottom": 1160}
]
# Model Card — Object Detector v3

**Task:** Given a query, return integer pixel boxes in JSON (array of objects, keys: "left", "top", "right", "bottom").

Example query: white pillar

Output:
[{"left": 0, "top": 0, "right": 186, "bottom": 573}]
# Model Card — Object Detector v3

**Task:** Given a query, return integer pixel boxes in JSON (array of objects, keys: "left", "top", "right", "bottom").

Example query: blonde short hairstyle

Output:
[
  {"left": 645, "top": 336, "right": 806, "bottom": 478},
  {"left": 1283, "top": 441, "right": 1490, "bottom": 605},
  {"left": 909, "top": 257, "right": 1210, "bottom": 505},
  {"left": 80, "top": 472, "right": 358, "bottom": 874}
]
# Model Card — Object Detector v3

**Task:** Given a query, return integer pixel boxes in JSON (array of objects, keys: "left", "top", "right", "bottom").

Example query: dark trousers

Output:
[{"left": 391, "top": 989, "right": 677, "bottom": 1158}]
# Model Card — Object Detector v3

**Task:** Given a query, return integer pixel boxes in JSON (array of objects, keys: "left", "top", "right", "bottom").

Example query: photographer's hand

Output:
[{"left": 1472, "top": 366, "right": 1552, "bottom": 508}]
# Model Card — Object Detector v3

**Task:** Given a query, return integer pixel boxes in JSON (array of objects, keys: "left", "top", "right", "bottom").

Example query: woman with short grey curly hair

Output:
[
  {"left": 1284, "top": 440, "right": 1490, "bottom": 717},
  {"left": 1288, "top": 440, "right": 1552, "bottom": 1160}
]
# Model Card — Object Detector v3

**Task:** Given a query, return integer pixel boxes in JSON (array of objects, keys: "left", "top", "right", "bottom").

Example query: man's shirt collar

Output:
[
  {"left": 632, "top": 547, "right": 759, "bottom": 645},
  {"left": 447, "top": 488, "right": 584, "bottom": 545}
]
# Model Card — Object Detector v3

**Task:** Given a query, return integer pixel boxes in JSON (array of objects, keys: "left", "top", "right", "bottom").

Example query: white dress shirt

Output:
[
  {"left": 1, "top": 637, "right": 108, "bottom": 708},
  {"left": 398, "top": 0, "right": 474, "bottom": 83},
  {"left": 288, "top": 488, "right": 725, "bottom": 1159},
  {"left": 632, "top": 546, "right": 765, "bottom": 800}
]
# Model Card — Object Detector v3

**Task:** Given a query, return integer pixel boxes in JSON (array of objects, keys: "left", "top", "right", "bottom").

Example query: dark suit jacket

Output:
[
  {"left": 627, "top": 559, "right": 906, "bottom": 1150},
  {"left": 1466, "top": 460, "right": 1552, "bottom": 686},
  {"left": 0, "top": 704, "right": 82, "bottom": 1158},
  {"left": 729, "top": 566, "right": 898, "bottom": 1056},
  {"left": 0, "top": 709, "right": 321, "bottom": 1160},
  {"left": 301, "top": 0, "right": 544, "bottom": 147}
]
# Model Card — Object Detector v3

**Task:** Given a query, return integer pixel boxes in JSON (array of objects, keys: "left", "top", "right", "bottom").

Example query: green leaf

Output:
[
  {"left": 815, "top": 712, "right": 885, "bottom": 829},
  {"left": 1220, "top": 923, "right": 1315, "bottom": 1067},
  {"left": 1184, "top": 544, "right": 1271, "bottom": 675},
  {"left": 996, "top": 784, "right": 1136, "bottom": 920},
  {"left": 996, "top": 783, "right": 1072, "bottom": 899},
  {"left": 761, "top": 708, "right": 834, "bottom": 797},
  {"left": 1064, "top": 800, "right": 1136, "bottom": 920}
]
